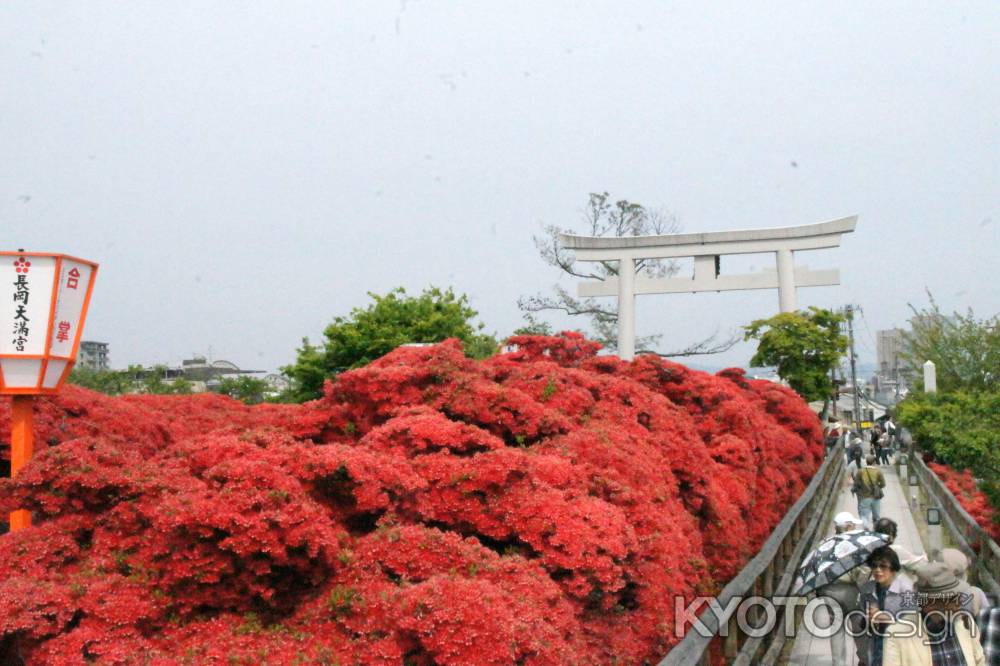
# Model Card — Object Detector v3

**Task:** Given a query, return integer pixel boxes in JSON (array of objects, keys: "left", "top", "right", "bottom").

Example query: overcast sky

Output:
[{"left": 3, "top": 2, "right": 998, "bottom": 374}]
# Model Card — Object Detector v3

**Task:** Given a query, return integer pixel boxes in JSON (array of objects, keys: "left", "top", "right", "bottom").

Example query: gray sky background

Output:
[{"left": 3, "top": 2, "right": 999, "bottom": 374}]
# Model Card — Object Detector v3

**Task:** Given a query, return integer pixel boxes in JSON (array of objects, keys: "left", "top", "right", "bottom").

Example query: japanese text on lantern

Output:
[
  {"left": 1, "top": 252, "right": 97, "bottom": 394},
  {"left": 47, "top": 259, "right": 95, "bottom": 360},
  {"left": 12, "top": 257, "right": 31, "bottom": 351}
]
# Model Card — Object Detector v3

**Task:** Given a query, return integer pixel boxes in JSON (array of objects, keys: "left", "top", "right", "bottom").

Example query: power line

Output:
[{"left": 858, "top": 307, "right": 879, "bottom": 356}]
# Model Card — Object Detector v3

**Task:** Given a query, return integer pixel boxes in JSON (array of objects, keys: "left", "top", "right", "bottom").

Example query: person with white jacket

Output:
[
  {"left": 860, "top": 546, "right": 916, "bottom": 666},
  {"left": 874, "top": 517, "right": 928, "bottom": 588}
]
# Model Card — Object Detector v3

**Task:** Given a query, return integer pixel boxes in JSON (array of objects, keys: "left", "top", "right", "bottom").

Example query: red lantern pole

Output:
[
  {"left": 1, "top": 250, "right": 98, "bottom": 532},
  {"left": 9, "top": 395, "right": 34, "bottom": 531}
]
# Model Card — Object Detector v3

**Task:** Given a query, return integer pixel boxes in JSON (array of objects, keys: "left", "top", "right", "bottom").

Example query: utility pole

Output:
[
  {"left": 894, "top": 360, "right": 901, "bottom": 404},
  {"left": 844, "top": 304, "right": 862, "bottom": 434},
  {"left": 829, "top": 367, "right": 838, "bottom": 418}
]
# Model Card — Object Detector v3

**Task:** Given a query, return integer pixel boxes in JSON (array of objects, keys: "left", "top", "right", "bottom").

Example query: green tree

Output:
[
  {"left": 282, "top": 287, "right": 498, "bottom": 402},
  {"left": 743, "top": 307, "right": 847, "bottom": 402},
  {"left": 69, "top": 366, "right": 139, "bottom": 395},
  {"left": 281, "top": 338, "right": 327, "bottom": 403},
  {"left": 896, "top": 391, "right": 1000, "bottom": 475},
  {"left": 897, "top": 389, "right": 1000, "bottom": 522},
  {"left": 217, "top": 376, "right": 270, "bottom": 405},
  {"left": 895, "top": 300, "right": 1000, "bottom": 519},
  {"left": 900, "top": 295, "right": 1000, "bottom": 392},
  {"left": 69, "top": 364, "right": 194, "bottom": 395},
  {"left": 142, "top": 366, "right": 193, "bottom": 395},
  {"left": 512, "top": 312, "right": 555, "bottom": 337}
]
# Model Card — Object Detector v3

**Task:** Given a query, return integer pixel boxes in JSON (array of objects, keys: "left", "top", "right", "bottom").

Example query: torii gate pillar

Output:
[
  {"left": 561, "top": 216, "right": 857, "bottom": 360},
  {"left": 776, "top": 248, "right": 796, "bottom": 312},
  {"left": 618, "top": 257, "right": 636, "bottom": 361}
]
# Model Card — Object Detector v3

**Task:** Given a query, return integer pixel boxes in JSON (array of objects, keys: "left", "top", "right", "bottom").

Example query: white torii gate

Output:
[{"left": 559, "top": 215, "right": 858, "bottom": 360}]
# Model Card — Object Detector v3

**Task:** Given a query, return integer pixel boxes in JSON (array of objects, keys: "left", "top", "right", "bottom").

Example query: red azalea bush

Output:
[
  {"left": 0, "top": 333, "right": 823, "bottom": 665},
  {"left": 928, "top": 462, "right": 1000, "bottom": 543}
]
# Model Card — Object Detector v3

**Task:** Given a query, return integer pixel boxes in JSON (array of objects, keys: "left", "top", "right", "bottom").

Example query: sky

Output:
[{"left": 3, "top": 2, "right": 999, "bottom": 375}]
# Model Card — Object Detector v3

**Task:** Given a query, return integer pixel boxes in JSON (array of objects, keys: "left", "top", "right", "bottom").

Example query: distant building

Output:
[
  {"left": 873, "top": 329, "right": 907, "bottom": 404},
  {"left": 263, "top": 373, "right": 290, "bottom": 393},
  {"left": 158, "top": 356, "right": 263, "bottom": 392},
  {"left": 809, "top": 388, "right": 886, "bottom": 428},
  {"left": 78, "top": 341, "right": 110, "bottom": 371},
  {"left": 747, "top": 371, "right": 783, "bottom": 384},
  {"left": 876, "top": 329, "right": 904, "bottom": 376}
]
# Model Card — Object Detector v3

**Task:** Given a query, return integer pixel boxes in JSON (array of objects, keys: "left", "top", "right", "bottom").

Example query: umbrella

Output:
[{"left": 792, "top": 530, "right": 889, "bottom": 596}]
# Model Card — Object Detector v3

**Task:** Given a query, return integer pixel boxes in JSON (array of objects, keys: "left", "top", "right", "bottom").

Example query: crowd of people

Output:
[
  {"left": 825, "top": 416, "right": 901, "bottom": 531},
  {"left": 815, "top": 416, "right": 1000, "bottom": 665}
]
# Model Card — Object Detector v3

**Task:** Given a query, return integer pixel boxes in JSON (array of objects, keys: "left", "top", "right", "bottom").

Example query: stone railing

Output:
[{"left": 658, "top": 445, "right": 844, "bottom": 666}]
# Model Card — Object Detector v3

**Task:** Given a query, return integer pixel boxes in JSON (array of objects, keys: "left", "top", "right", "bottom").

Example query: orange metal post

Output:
[{"left": 9, "top": 395, "right": 34, "bottom": 531}]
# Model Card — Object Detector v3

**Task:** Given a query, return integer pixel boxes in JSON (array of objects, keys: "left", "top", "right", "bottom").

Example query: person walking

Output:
[
  {"left": 856, "top": 455, "right": 886, "bottom": 530},
  {"left": 820, "top": 512, "right": 868, "bottom": 666},
  {"left": 849, "top": 434, "right": 865, "bottom": 470},
  {"left": 941, "top": 548, "right": 989, "bottom": 616},
  {"left": 848, "top": 452, "right": 866, "bottom": 488},
  {"left": 874, "top": 518, "right": 927, "bottom": 587},
  {"left": 976, "top": 599, "right": 1000, "bottom": 665},
  {"left": 874, "top": 435, "right": 886, "bottom": 467},
  {"left": 860, "top": 546, "right": 917, "bottom": 666},
  {"left": 826, "top": 416, "right": 845, "bottom": 451},
  {"left": 881, "top": 561, "right": 986, "bottom": 666},
  {"left": 885, "top": 416, "right": 898, "bottom": 450},
  {"left": 877, "top": 431, "right": 892, "bottom": 465}
]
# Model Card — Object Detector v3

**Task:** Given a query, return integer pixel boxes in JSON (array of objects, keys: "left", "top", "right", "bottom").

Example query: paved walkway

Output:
[{"left": 786, "top": 455, "right": 925, "bottom": 665}]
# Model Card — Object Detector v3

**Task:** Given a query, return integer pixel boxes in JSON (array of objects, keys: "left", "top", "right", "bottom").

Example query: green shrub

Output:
[{"left": 898, "top": 391, "right": 1000, "bottom": 476}]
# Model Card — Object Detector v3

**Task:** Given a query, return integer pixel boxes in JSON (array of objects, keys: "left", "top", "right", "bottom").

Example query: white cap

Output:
[
  {"left": 834, "top": 512, "right": 862, "bottom": 527},
  {"left": 940, "top": 548, "right": 970, "bottom": 577}
]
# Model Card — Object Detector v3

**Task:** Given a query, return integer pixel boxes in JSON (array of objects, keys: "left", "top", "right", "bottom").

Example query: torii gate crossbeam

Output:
[{"left": 559, "top": 215, "right": 858, "bottom": 360}]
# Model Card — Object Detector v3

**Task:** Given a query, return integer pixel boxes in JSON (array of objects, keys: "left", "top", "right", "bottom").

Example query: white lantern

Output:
[{"left": 0, "top": 251, "right": 98, "bottom": 394}]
